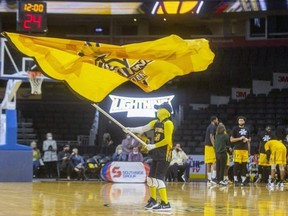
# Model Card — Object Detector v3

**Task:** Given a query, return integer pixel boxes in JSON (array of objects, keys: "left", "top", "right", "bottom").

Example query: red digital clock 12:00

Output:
[{"left": 17, "top": 2, "right": 47, "bottom": 33}]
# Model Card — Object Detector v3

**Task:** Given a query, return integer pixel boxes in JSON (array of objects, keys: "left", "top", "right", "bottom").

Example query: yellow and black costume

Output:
[{"left": 127, "top": 102, "right": 173, "bottom": 211}]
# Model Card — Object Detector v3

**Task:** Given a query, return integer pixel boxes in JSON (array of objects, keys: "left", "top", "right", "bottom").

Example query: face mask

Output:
[
  {"left": 47, "top": 137, "right": 52, "bottom": 140},
  {"left": 126, "top": 135, "right": 131, "bottom": 139},
  {"left": 133, "top": 151, "right": 138, "bottom": 154}
]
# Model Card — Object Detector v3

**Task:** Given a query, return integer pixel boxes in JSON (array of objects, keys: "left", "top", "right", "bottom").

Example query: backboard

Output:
[{"left": 0, "top": 38, "right": 50, "bottom": 80}]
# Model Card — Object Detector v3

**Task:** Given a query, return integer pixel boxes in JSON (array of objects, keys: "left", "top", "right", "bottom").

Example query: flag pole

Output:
[{"left": 91, "top": 103, "right": 147, "bottom": 147}]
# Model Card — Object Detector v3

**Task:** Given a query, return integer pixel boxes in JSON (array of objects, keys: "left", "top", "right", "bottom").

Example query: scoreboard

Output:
[{"left": 17, "top": 1, "right": 47, "bottom": 33}]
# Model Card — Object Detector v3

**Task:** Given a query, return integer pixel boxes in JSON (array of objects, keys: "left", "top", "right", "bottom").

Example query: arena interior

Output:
[{"left": 0, "top": 0, "right": 287, "bottom": 215}]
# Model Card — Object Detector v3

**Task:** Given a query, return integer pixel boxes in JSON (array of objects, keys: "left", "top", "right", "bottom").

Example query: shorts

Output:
[
  {"left": 270, "top": 148, "right": 287, "bottom": 165},
  {"left": 226, "top": 153, "right": 230, "bottom": 166},
  {"left": 233, "top": 149, "right": 249, "bottom": 163},
  {"left": 149, "top": 160, "right": 170, "bottom": 181},
  {"left": 204, "top": 145, "right": 216, "bottom": 164},
  {"left": 258, "top": 153, "right": 270, "bottom": 166}
]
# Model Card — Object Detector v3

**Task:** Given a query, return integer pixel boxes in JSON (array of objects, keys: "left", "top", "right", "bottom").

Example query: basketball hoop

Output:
[{"left": 28, "top": 71, "right": 44, "bottom": 95}]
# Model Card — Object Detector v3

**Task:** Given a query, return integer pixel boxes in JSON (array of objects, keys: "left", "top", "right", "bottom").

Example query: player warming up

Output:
[
  {"left": 126, "top": 102, "right": 173, "bottom": 212},
  {"left": 265, "top": 139, "right": 287, "bottom": 188}
]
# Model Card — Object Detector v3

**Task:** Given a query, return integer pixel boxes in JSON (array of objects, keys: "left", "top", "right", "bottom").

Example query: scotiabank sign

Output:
[
  {"left": 101, "top": 162, "right": 150, "bottom": 183},
  {"left": 231, "top": 88, "right": 250, "bottom": 100},
  {"left": 273, "top": 73, "right": 288, "bottom": 89}
]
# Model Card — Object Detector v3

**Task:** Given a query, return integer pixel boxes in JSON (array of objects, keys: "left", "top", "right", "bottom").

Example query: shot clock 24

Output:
[{"left": 17, "top": 2, "right": 47, "bottom": 32}]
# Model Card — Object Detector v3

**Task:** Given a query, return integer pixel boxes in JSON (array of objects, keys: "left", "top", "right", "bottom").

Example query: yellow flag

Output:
[{"left": 3, "top": 32, "right": 214, "bottom": 102}]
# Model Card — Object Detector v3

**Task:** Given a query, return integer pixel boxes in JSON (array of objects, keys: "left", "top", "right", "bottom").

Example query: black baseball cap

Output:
[{"left": 154, "top": 102, "right": 172, "bottom": 113}]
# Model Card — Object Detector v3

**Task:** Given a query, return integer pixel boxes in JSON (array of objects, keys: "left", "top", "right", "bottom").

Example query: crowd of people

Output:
[
  {"left": 31, "top": 132, "right": 86, "bottom": 180},
  {"left": 111, "top": 133, "right": 145, "bottom": 162},
  {"left": 204, "top": 115, "right": 288, "bottom": 188},
  {"left": 31, "top": 131, "right": 153, "bottom": 180}
]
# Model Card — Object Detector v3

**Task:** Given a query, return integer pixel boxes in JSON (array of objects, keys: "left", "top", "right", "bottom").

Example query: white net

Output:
[{"left": 28, "top": 71, "right": 44, "bottom": 95}]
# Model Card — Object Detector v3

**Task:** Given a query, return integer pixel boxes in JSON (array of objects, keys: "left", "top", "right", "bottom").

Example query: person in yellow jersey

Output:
[
  {"left": 126, "top": 102, "right": 173, "bottom": 211},
  {"left": 204, "top": 116, "right": 219, "bottom": 185},
  {"left": 265, "top": 138, "right": 287, "bottom": 188},
  {"left": 256, "top": 125, "right": 272, "bottom": 183}
]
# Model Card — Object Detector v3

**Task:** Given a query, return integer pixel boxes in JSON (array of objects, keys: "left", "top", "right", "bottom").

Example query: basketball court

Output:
[{"left": 0, "top": 181, "right": 286, "bottom": 216}]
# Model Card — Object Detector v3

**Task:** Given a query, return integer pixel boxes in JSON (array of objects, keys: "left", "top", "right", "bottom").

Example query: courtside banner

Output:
[
  {"left": 188, "top": 155, "right": 206, "bottom": 179},
  {"left": 101, "top": 162, "right": 150, "bottom": 183}
]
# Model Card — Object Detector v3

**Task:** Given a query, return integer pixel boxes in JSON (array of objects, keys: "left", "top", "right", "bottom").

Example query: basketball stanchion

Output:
[{"left": 28, "top": 71, "right": 44, "bottom": 95}]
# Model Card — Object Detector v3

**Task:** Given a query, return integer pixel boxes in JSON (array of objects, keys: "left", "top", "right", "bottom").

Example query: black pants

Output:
[
  {"left": 45, "top": 161, "right": 57, "bottom": 178},
  {"left": 74, "top": 167, "right": 86, "bottom": 180},
  {"left": 216, "top": 152, "right": 227, "bottom": 182},
  {"left": 149, "top": 160, "right": 170, "bottom": 181},
  {"left": 234, "top": 162, "right": 247, "bottom": 180},
  {"left": 60, "top": 161, "right": 73, "bottom": 177},
  {"left": 258, "top": 165, "right": 271, "bottom": 183},
  {"left": 167, "top": 163, "right": 189, "bottom": 180},
  {"left": 100, "top": 145, "right": 108, "bottom": 156}
]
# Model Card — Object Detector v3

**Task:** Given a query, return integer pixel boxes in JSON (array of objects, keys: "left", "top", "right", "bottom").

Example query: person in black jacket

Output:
[
  {"left": 230, "top": 116, "right": 251, "bottom": 186},
  {"left": 58, "top": 145, "right": 73, "bottom": 180}
]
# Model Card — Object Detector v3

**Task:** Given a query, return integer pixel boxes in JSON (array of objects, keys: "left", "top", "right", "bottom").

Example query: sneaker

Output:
[
  {"left": 225, "top": 179, "right": 233, "bottom": 184},
  {"left": 207, "top": 179, "right": 212, "bottom": 186},
  {"left": 152, "top": 201, "right": 172, "bottom": 211},
  {"left": 224, "top": 179, "right": 233, "bottom": 185},
  {"left": 219, "top": 180, "right": 228, "bottom": 186},
  {"left": 267, "top": 182, "right": 275, "bottom": 188},
  {"left": 181, "top": 174, "right": 186, "bottom": 182},
  {"left": 210, "top": 178, "right": 217, "bottom": 185},
  {"left": 276, "top": 180, "right": 285, "bottom": 188},
  {"left": 241, "top": 181, "right": 248, "bottom": 186},
  {"left": 144, "top": 198, "right": 158, "bottom": 210},
  {"left": 241, "top": 178, "right": 249, "bottom": 186},
  {"left": 254, "top": 177, "right": 261, "bottom": 184}
]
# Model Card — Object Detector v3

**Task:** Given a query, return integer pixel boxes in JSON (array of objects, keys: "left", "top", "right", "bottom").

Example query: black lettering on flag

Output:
[{"left": 94, "top": 54, "right": 152, "bottom": 86}]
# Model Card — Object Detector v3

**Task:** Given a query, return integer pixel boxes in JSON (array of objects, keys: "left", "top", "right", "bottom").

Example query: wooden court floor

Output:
[{"left": 0, "top": 180, "right": 287, "bottom": 216}]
